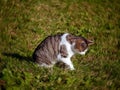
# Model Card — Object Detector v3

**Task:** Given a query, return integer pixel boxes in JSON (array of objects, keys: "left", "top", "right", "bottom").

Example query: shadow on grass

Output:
[
  {"left": 2, "top": 52, "right": 33, "bottom": 62},
  {"left": 2, "top": 53, "right": 70, "bottom": 69}
]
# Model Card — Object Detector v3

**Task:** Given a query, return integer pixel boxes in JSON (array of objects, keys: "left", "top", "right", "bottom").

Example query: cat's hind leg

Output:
[{"left": 40, "top": 63, "right": 54, "bottom": 68}]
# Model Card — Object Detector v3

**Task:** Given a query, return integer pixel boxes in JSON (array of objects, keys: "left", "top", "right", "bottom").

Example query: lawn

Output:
[{"left": 0, "top": 0, "right": 120, "bottom": 89}]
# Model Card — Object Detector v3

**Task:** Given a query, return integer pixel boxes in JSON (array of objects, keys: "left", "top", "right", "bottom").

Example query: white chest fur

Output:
[
  {"left": 57, "top": 33, "right": 75, "bottom": 70},
  {"left": 60, "top": 33, "right": 74, "bottom": 57}
]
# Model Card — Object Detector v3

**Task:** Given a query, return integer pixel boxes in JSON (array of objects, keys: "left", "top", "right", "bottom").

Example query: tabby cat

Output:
[{"left": 32, "top": 33, "right": 93, "bottom": 70}]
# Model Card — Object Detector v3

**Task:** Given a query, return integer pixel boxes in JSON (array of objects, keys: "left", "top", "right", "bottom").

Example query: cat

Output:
[{"left": 32, "top": 33, "right": 93, "bottom": 70}]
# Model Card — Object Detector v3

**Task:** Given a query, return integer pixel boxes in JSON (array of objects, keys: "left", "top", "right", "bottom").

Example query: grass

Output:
[{"left": 0, "top": 0, "right": 120, "bottom": 89}]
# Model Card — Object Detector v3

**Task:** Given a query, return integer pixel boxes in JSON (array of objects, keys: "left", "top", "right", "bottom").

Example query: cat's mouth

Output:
[{"left": 79, "top": 49, "right": 88, "bottom": 55}]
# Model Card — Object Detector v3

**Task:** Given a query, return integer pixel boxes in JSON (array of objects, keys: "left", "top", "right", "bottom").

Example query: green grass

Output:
[{"left": 0, "top": 0, "right": 120, "bottom": 89}]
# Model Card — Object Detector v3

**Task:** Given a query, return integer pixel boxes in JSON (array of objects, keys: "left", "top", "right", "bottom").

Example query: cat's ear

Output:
[{"left": 87, "top": 40, "right": 94, "bottom": 46}]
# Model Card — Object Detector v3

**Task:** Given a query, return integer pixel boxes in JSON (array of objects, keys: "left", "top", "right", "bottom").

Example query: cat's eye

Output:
[{"left": 81, "top": 42, "right": 87, "bottom": 48}]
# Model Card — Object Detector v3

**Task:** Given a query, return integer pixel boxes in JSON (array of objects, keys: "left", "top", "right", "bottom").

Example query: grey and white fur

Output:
[{"left": 32, "top": 33, "right": 93, "bottom": 70}]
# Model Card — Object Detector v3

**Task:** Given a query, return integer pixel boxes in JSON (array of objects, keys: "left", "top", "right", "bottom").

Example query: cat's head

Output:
[
  {"left": 73, "top": 37, "right": 93, "bottom": 55},
  {"left": 67, "top": 34, "right": 94, "bottom": 55}
]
